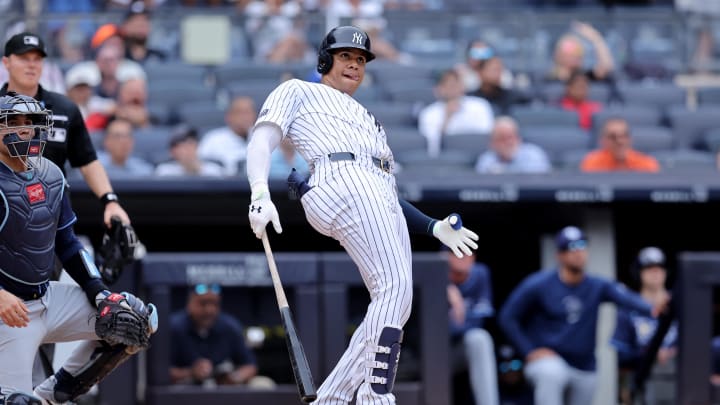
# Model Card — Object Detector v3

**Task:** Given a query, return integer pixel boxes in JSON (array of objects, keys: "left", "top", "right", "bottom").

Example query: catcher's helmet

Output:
[
  {"left": 631, "top": 246, "right": 668, "bottom": 284},
  {"left": 0, "top": 92, "right": 51, "bottom": 169},
  {"left": 317, "top": 25, "right": 375, "bottom": 75}
]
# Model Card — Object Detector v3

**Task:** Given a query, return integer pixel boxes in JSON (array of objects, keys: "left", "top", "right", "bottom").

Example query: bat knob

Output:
[{"left": 448, "top": 213, "right": 462, "bottom": 230}]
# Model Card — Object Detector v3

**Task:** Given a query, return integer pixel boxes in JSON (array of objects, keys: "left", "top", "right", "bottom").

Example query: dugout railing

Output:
[{"left": 136, "top": 252, "right": 448, "bottom": 405}]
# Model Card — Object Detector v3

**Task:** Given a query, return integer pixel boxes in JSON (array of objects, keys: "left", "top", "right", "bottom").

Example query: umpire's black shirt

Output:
[{"left": 0, "top": 83, "right": 97, "bottom": 175}]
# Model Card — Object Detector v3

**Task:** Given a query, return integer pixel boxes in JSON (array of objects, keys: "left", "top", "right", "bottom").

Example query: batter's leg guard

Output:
[
  {"left": 0, "top": 387, "right": 42, "bottom": 405},
  {"left": 367, "top": 326, "right": 404, "bottom": 395},
  {"left": 33, "top": 343, "right": 132, "bottom": 403}
]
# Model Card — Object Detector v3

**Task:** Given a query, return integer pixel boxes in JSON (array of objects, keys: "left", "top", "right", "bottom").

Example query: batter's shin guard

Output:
[
  {"left": 368, "top": 326, "right": 404, "bottom": 395},
  {"left": 0, "top": 388, "right": 42, "bottom": 405}
]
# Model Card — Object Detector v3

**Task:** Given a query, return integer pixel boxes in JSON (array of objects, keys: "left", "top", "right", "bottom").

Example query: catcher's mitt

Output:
[
  {"left": 95, "top": 293, "right": 151, "bottom": 348},
  {"left": 98, "top": 216, "right": 145, "bottom": 285}
]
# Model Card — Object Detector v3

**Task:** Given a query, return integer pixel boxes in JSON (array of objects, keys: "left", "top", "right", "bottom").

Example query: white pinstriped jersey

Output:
[{"left": 254, "top": 79, "right": 393, "bottom": 168}]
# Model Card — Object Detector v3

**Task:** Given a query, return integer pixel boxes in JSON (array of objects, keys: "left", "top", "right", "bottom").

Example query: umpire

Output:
[{"left": 1, "top": 32, "right": 133, "bottom": 387}]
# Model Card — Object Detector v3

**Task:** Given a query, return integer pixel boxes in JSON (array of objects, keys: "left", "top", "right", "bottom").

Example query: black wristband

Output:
[{"left": 100, "top": 192, "right": 120, "bottom": 206}]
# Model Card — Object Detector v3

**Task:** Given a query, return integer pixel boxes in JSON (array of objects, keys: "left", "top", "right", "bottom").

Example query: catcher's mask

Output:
[
  {"left": 317, "top": 25, "right": 375, "bottom": 75},
  {"left": 0, "top": 92, "right": 51, "bottom": 170}
]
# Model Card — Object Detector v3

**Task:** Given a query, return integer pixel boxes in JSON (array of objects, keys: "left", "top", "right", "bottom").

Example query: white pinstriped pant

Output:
[{"left": 302, "top": 158, "right": 413, "bottom": 404}]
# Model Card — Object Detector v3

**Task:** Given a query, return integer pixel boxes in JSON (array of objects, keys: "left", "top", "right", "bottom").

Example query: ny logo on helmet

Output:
[{"left": 352, "top": 32, "right": 364, "bottom": 45}]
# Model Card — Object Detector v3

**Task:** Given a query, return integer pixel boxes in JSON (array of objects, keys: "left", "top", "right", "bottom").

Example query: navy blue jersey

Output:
[
  {"left": 170, "top": 311, "right": 257, "bottom": 369},
  {"left": 499, "top": 269, "right": 653, "bottom": 371},
  {"left": 450, "top": 263, "right": 494, "bottom": 338},
  {"left": 611, "top": 307, "right": 678, "bottom": 367}
]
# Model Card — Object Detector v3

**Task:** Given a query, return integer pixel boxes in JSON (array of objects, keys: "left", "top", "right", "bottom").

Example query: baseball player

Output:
[
  {"left": 0, "top": 93, "right": 156, "bottom": 404},
  {"left": 1, "top": 31, "right": 140, "bottom": 385},
  {"left": 246, "top": 25, "right": 479, "bottom": 404}
]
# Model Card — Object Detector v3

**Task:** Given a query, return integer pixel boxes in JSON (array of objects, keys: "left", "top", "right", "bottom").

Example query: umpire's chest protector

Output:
[{"left": 0, "top": 158, "right": 64, "bottom": 282}]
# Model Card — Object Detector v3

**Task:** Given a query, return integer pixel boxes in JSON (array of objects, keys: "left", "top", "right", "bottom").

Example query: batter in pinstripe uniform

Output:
[{"left": 246, "top": 26, "right": 479, "bottom": 404}]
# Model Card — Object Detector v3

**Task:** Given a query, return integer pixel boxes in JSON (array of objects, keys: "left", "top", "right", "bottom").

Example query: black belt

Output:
[
  {"left": 3, "top": 282, "right": 48, "bottom": 301},
  {"left": 328, "top": 152, "right": 391, "bottom": 173}
]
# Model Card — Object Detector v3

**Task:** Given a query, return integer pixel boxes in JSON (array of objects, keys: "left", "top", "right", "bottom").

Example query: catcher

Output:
[{"left": 0, "top": 93, "right": 157, "bottom": 405}]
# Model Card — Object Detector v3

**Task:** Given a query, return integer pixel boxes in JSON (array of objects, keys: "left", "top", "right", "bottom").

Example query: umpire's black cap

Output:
[{"left": 4, "top": 32, "right": 47, "bottom": 57}]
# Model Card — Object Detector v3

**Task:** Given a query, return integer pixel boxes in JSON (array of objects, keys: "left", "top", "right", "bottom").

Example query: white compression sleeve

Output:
[{"left": 246, "top": 123, "right": 283, "bottom": 196}]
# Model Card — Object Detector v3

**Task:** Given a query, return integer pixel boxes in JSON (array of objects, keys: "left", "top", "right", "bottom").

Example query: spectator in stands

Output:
[
  {"left": 198, "top": 96, "right": 257, "bottom": 176},
  {"left": 467, "top": 48, "right": 531, "bottom": 115},
  {"left": 475, "top": 116, "right": 551, "bottom": 174},
  {"left": 119, "top": 1, "right": 167, "bottom": 64},
  {"left": 559, "top": 70, "right": 602, "bottom": 131},
  {"left": 499, "top": 226, "right": 667, "bottom": 405},
  {"left": 418, "top": 69, "right": 494, "bottom": 157},
  {"left": 155, "top": 124, "right": 225, "bottom": 177},
  {"left": 580, "top": 118, "right": 660, "bottom": 172},
  {"left": 114, "top": 77, "right": 153, "bottom": 129},
  {"left": 269, "top": 137, "right": 309, "bottom": 180},
  {"left": 612, "top": 246, "right": 677, "bottom": 405},
  {"left": 170, "top": 284, "right": 274, "bottom": 387},
  {"left": 64, "top": 61, "right": 103, "bottom": 120},
  {"left": 97, "top": 117, "right": 154, "bottom": 177},
  {"left": 676, "top": 0, "right": 720, "bottom": 72},
  {"left": 457, "top": 40, "right": 513, "bottom": 94},
  {"left": 244, "top": 0, "right": 313, "bottom": 64},
  {"left": 447, "top": 250, "right": 499, "bottom": 405},
  {"left": 87, "top": 31, "right": 146, "bottom": 101},
  {"left": 547, "top": 21, "right": 615, "bottom": 83}
]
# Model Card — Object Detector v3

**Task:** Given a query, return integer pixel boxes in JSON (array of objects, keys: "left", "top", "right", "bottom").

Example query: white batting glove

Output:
[
  {"left": 248, "top": 185, "right": 282, "bottom": 239},
  {"left": 432, "top": 214, "right": 479, "bottom": 258}
]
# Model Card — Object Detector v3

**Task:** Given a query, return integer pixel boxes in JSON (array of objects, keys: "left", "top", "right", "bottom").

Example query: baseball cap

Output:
[
  {"left": 65, "top": 63, "right": 101, "bottom": 89},
  {"left": 4, "top": 32, "right": 47, "bottom": 57},
  {"left": 555, "top": 226, "right": 588, "bottom": 252},
  {"left": 168, "top": 124, "right": 198, "bottom": 148},
  {"left": 637, "top": 246, "right": 665, "bottom": 269}
]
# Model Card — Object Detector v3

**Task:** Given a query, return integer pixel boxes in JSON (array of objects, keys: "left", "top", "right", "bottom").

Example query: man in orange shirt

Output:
[{"left": 581, "top": 118, "right": 660, "bottom": 172}]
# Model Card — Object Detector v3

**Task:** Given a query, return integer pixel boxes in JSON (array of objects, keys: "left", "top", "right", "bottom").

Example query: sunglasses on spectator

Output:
[
  {"left": 194, "top": 284, "right": 221, "bottom": 295},
  {"left": 605, "top": 131, "right": 629, "bottom": 140},
  {"left": 499, "top": 359, "right": 523, "bottom": 373}
]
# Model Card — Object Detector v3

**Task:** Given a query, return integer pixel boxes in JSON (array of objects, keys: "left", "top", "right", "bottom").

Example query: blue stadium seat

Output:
[
  {"left": 385, "top": 126, "right": 427, "bottom": 154},
  {"left": 144, "top": 62, "right": 210, "bottom": 86},
  {"left": 521, "top": 126, "right": 591, "bottom": 166},
  {"left": 651, "top": 149, "right": 716, "bottom": 171},
  {"left": 666, "top": 106, "right": 720, "bottom": 150},
  {"left": 702, "top": 128, "right": 720, "bottom": 153},
  {"left": 132, "top": 126, "right": 174, "bottom": 165},
  {"left": 591, "top": 105, "right": 663, "bottom": 135},
  {"left": 365, "top": 102, "right": 417, "bottom": 127},
  {"left": 629, "top": 125, "right": 676, "bottom": 152},
  {"left": 442, "top": 133, "right": 492, "bottom": 156},
  {"left": 511, "top": 106, "right": 580, "bottom": 127},
  {"left": 176, "top": 101, "right": 225, "bottom": 134},
  {"left": 620, "top": 83, "right": 686, "bottom": 112}
]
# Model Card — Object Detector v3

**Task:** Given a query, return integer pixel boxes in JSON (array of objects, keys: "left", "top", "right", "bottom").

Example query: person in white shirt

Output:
[
  {"left": 155, "top": 125, "right": 224, "bottom": 177},
  {"left": 475, "top": 116, "right": 551, "bottom": 174},
  {"left": 197, "top": 96, "right": 257, "bottom": 176},
  {"left": 418, "top": 69, "right": 494, "bottom": 157}
]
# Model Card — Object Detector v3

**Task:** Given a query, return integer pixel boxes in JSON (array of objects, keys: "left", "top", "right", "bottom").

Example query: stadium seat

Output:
[
  {"left": 539, "top": 81, "right": 612, "bottom": 104},
  {"left": 176, "top": 101, "right": 225, "bottom": 134},
  {"left": 212, "top": 63, "right": 297, "bottom": 86},
  {"left": 560, "top": 149, "right": 591, "bottom": 172},
  {"left": 521, "top": 126, "right": 591, "bottom": 166},
  {"left": 442, "top": 133, "right": 492, "bottom": 156},
  {"left": 132, "top": 126, "right": 174, "bottom": 165},
  {"left": 591, "top": 105, "right": 663, "bottom": 134},
  {"left": 702, "top": 128, "right": 720, "bottom": 153},
  {"left": 510, "top": 106, "right": 580, "bottom": 127},
  {"left": 148, "top": 80, "right": 217, "bottom": 110},
  {"left": 666, "top": 106, "right": 720, "bottom": 150},
  {"left": 619, "top": 83, "right": 686, "bottom": 112},
  {"left": 629, "top": 125, "right": 676, "bottom": 152},
  {"left": 144, "top": 62, "right": 210, "bottom": 86},
  {"left": 365, "top": 102, "right": 418, "bottom": 127},
  {"left": 652, "top": 149, "right": 716, "bottom": 171},
  {"left": 385, "top": 126, "right": 427, "bottom": 154},
  {"left": 394, "top": 149, "right": 477, "bottom": 171}
]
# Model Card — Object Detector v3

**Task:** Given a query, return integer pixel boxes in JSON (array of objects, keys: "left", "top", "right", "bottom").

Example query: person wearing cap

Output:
[
  {"left": 119, "top": 1, "right": 166, "bottom": 64},
  {"left": 1, "top": 31, "right": 131, "bottom": 226},
  {"left": 155, "top": 125, "right": 224, "bottom": 177},
  {"left": 169, "top": 284, "right": 274, "bottom": 387},
  {"left": 611, "top": 246, "right": 677, "bottom": 405},
  {"left": 498, "top": 226, "right": 667, "bottom": 405}
]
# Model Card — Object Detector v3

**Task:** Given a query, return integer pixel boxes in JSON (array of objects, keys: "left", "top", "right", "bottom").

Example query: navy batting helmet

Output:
[
  {"left": 631, "top": 246, "right": 668, "bottom": 284},
  {"left": 317, "top": 26, "right": 376, "bottom": 75}
]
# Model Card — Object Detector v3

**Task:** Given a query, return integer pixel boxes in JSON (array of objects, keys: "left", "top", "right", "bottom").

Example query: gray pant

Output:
[
  {"left": 0, "top": 282, "right": 99, "bottom": 394},
  {"left": 523, "top": 355, "right": 597, "bottom": 405},
  {"left": 463, "top": 328, "right": 499, "bottom": 405}
]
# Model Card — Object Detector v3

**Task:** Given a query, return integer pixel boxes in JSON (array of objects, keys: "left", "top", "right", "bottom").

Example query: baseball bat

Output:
[{"left": 261, "top": 233, "right": 317, "bottom": 403}]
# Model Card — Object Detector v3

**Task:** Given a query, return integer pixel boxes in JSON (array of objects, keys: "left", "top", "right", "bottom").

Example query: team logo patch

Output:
[
  {"left": 24, "top": 36, "right": 39, "bottom": 46},
  {"left": 258, "top": 109, "right": 269, "bottom": 118},
  {"left": 26, "top": 183, "right": 46, "bottom": 204},
  {"left": 48, "top": 127, "right": 66, "bottom": 142}
]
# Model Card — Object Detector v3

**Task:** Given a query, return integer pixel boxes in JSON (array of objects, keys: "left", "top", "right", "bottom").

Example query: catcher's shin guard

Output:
[
  {"left": 368, "top": 326, "right": 403, "bottom": 395},
  {"left": 38, "top": 344, "right": 133, "bottom": 402}
]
